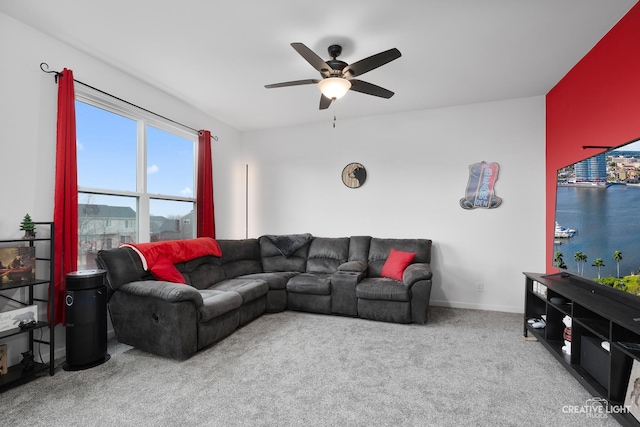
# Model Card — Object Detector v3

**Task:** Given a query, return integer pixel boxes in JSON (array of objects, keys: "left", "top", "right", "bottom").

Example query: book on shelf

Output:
[
  {"left": 532, "top": 280, "right": 547, "bottom": 297},
  {"left": 0, "top": 344, "right": 6, "bottom": 375}
]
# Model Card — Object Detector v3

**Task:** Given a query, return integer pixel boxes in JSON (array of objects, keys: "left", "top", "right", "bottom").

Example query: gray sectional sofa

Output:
[{"left": 97, "top": 235, "right": 433, "bottom": 359}]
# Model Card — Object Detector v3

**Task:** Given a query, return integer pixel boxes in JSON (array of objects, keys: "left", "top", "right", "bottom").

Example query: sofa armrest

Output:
[
  {"left": 402, "top": 263, "right": 433, "bottom": 287},
  {"left": 119, "top": 280, "right": 204, "bottom": 307},
  {"left": 108, "top": 282, "right": 200, "bottom": 359},
  {"left": 338, "top": 261, "right": 368, "bottom": 273}
]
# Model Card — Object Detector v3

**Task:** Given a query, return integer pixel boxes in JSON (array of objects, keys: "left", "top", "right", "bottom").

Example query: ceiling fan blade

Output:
[
  {"left": 265, "top": 79, "right": 320, "bottom": 89},
  {"left": 349, "top": 79, "right": 395, "bottom": 99},
  {"left": 319, "top": 94, "right": 333, "bottom": 110},
  {"left": 291, "top": 42, "right": 332, "bottom": 76},
  {"left": 343, "top": 48, "right": 401, "bottom": 77}
]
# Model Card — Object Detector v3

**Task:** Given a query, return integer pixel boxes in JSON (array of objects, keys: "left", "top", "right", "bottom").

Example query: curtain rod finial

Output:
[{"left": 40, "top": 62, "right": 62, "bottom": 83}]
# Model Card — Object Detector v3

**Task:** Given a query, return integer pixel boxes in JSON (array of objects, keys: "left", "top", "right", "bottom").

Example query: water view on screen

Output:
[{"left": 554, "top": 139, "right": 640, "bottom": 296}]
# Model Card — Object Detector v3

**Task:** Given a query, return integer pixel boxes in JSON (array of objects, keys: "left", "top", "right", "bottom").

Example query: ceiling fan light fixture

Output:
[{"left": 318, "top": 77, "right": 351, "bottom": 99}]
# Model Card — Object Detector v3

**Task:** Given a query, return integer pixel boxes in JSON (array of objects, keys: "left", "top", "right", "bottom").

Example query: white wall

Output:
[
  {"left": 0, "top": 12, "right": 243, "bottom": 239},
  {"left": 0, "top": 12, "right": 243, "bottom": 364},
  {"left": 0, "top": 10, "right": 547, "bottom": 366},
  {"left": 242, "top": 96, "right": 546, "bottom": 313}
]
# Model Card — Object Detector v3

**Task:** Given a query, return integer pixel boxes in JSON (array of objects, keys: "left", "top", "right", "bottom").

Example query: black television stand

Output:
[{"left": 524, "top": 272, "right": 640, "bottom": 426}]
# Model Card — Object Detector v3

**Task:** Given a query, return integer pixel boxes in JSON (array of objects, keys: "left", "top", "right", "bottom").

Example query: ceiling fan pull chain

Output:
[{"left": 333, "top": 111, "right": 337, "bottom": 128}]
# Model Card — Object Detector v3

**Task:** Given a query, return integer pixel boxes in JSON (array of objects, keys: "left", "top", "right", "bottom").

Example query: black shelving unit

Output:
[
  {"left": 524, "top": 272, "right": 640, "bottom": 426},
  {"left": 0, "top": 222, "right": 55, "bottom": 392}
]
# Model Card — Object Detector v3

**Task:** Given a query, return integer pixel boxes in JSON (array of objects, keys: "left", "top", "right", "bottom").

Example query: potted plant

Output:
[{"left": 20, "top": 213, "right": 36, "bottom": 239}]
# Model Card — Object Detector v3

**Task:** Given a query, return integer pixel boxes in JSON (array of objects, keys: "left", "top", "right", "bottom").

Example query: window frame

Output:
[{"left": 75, "top": 86, "right": 198, "bottom": 243}]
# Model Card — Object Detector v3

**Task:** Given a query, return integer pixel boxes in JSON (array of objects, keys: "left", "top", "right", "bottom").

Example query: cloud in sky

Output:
[
  {"left": 181, "top": 187, "right": 193, "bottom": 196},
  {"left": 76, "top": 140, "right": 84, "bottom": 150},
  {"left": 147, "top": 164, "right": 159, "bottom": 174}
]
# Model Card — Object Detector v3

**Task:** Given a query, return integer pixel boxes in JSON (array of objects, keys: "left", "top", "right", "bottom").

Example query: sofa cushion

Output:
[
  {"left": 380, "top": 249, "right": 416, "bottom": 281},
  {"left": 348, "top": 236, "right": 372, "bottom": 262},
  {"left": 263, "top": 233, "right": 312, "bottom": 257},
  {"left": 356, "top": 278, "right": 410, "bottom": 302},
  {"left": 210, "top": 279, "right": 269, "bottom": 303},
  {"left": 238, "top": 272, "right": 299, "bottom": 290},
  {"left": 338, "top": 261, "right": 368, "bottom": 273},
  {"left": 217, "top": 239, "right": 263, "bottom": 278},
  {"left": 182, "top": 257, "right": 225, "bottom": 290},
  {"left": 306, "top": 237, "right": 349, "bottom": 274},
  {"left": 287, "top": 273, "right": 332, "bottom": 295},
  {"left": 260, "top": 236, "right": 308, "bottom": 272},
  {"left": 199, "top": 290, "right": 243, "bottom": 322}
]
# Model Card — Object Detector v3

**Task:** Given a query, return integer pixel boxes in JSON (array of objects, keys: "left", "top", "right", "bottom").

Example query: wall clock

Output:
[{"left": 342, "top": 163, "right": 367, "bottom": 188}]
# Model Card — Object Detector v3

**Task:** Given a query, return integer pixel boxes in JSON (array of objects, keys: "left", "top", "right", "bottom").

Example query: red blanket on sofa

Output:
[
  {"left": 120, "top": 238, "right": 223, "bottom": 284},
  {"left": 120, "top": 237, "right": 222, "bottom": 270}
]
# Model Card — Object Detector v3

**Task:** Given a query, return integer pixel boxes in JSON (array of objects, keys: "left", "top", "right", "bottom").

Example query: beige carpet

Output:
[{"left": 0, "top": 307, "right": 621, "bottom": 426}]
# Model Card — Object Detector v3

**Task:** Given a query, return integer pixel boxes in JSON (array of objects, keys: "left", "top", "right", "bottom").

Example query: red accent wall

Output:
[{"left": 546, "top": 3, "right": 640, "bottom": 271}]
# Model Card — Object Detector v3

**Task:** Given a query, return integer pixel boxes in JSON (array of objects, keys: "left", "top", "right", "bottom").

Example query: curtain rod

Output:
[{"left": 40, "top": 62, "right": 218, "bottom": 141}]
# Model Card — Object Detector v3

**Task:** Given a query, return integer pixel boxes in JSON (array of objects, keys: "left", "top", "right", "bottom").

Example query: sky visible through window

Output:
[
  {"left": 146, "top": 125, "right": 195, "bottom": 199},
  {"left": 615, "top": 139, "right": 640, "bottom": 151},
  {"left": 76, "top": 101, "right": 195, "bottom": 218}
]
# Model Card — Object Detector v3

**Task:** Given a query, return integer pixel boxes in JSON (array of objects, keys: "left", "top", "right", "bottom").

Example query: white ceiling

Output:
[{"left": 1, "top": 0, "right": 636, "bottom": 131}]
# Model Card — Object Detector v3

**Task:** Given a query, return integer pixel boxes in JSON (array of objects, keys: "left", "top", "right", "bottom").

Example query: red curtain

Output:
[
  {"left": 197, "top": 130, "right": 215, "bottom": 238},
  {"left": 52, "top": 69, "right": 78, "bottom": 326}
]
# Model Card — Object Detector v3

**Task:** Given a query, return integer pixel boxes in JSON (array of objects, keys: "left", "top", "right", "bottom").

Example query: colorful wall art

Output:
[{"left": 460, "top": 161, "right": 502, "bottom": 209}]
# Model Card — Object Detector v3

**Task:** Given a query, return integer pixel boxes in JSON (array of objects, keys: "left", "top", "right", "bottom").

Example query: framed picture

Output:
[
  {"left": 0, "top": 305, "right": 38, "bottom": 332},
  {"left": 625, "top": 359, "right": 640, "bottom": 420},
  {"left": 0, "top": 246, "right": 35, "bottom": 284}
]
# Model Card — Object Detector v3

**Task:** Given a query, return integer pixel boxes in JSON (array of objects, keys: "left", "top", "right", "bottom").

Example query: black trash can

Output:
[{"left": 63, "top": 269, "right": 110, "bottom": 371}]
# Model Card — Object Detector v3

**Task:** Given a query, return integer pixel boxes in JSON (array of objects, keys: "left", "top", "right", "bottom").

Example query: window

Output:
[{"left": 76, "top": 89, "right": 196, "bottom": 270}]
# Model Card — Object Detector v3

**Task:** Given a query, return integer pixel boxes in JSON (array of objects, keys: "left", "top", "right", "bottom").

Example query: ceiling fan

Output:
[{"left": 265, "top": 42, "right": 402, "bottom": 110}]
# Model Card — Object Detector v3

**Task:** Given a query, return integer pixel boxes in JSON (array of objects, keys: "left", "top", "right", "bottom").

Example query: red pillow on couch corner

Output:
[
  {"left": 380, "top": 249, "right": 416, "bottom": 281},
  {"left": 150, "top": 256, "right": 186, "bottom": 284}
]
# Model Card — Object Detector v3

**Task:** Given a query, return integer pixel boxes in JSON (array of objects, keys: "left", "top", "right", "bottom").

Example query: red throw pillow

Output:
[
  {"left": 150, "top": 256, "right": 186, "bottom": 284},
  {"left": 380, "top": 249, "right": 416, "bottom": 281}
]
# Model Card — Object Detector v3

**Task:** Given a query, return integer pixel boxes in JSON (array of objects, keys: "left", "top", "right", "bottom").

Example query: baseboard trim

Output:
[{"left": 430, "top": 299, "right": 523, "bottom": 314}]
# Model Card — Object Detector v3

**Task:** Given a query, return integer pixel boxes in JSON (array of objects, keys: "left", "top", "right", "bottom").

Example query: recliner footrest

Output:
[
  {"left": 356, "top": 278, "right": 410, "bottom": 302},
  {"left": 199, "top": 290, "right": 243, "bottom": 322}
]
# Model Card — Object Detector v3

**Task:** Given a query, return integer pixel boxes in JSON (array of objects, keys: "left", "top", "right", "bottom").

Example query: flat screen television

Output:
[{"left": 553, "top": 138, "right": 640, "bottom": 297}]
